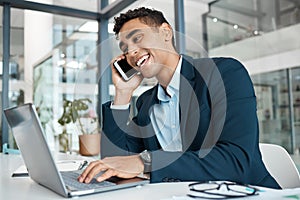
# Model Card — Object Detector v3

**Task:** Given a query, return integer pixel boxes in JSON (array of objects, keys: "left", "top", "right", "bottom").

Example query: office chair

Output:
[{"left": 259, "top": 143, "right": 300, "bottom": 189}]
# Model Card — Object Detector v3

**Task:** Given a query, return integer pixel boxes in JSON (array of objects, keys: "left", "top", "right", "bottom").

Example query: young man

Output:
[{"left": 78, "top": 7, "right": 280, "bottom": 189}]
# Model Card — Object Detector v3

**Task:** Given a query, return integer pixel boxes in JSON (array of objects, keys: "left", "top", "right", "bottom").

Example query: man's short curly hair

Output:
[
  {"left": 113, "top": 7, "right": 175, "bottom": 48},
  {"left": 113, "top": 7, "right": 170, "bottom": 35}
]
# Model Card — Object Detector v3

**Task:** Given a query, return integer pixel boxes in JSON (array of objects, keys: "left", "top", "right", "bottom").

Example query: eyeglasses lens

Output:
[
  {"left": 192, "top": 183, "right": 219, "bottom": 191},
  {"left": 229, "top": 184, "right": 256, "bottom": 195}
]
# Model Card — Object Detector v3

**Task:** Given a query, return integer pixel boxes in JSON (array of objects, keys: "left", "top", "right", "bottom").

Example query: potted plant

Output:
[{"left": 57, "top": 98, "right": 100, "bottom": 156}]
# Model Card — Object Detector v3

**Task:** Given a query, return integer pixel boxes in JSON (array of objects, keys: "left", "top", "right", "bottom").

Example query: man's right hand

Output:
[
  {"left": 111, "top": 55, "right": 143, "bottom": 105},
  {"left": 78, "top": 155, "right": 144, "bottom": 184}
]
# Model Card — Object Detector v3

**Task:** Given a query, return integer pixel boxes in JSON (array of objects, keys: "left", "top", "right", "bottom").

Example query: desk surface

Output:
[{"left": 1, "top": 153, "right": 300, "bottom": 200}]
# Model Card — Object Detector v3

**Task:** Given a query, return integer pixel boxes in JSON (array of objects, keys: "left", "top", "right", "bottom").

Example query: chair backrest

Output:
[{"left": 259, "top": 143, "right": 300, "bottom": 189}]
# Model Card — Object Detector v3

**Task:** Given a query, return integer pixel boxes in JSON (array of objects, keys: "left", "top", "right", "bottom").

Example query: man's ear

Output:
[{"left": 161, "top": 23, "right": 173, "bottom": 42}]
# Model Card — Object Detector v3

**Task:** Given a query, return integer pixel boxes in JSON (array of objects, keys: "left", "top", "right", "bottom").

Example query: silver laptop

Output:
[{"left": 4, "top": 103, "right": 149, "bottom": 198}]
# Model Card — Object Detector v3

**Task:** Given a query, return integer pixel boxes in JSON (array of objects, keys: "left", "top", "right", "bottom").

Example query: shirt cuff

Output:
[{"left": 110, "top": 102, "right": 130, "bottom": 110}]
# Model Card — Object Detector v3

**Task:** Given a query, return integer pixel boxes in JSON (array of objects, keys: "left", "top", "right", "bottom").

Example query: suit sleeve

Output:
[{"left": 101, "top": 102, "right": 144, "bottom": 157}]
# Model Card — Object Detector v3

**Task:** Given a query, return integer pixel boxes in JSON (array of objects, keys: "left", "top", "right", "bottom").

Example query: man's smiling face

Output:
[{"left": 118, "top": 18, "right": 172, "bottom": 79}]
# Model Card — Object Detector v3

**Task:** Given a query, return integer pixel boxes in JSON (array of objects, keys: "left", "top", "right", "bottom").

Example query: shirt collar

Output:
[{"left": 157, "top": 56, "right": 182, "bottom": 101}]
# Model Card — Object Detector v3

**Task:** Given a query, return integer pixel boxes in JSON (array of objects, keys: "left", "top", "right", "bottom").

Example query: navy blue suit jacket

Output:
[{"left": 101, "top": 56, "right": 280, "bottom": 189}]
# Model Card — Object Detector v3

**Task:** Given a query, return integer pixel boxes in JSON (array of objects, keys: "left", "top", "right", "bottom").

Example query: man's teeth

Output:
[{"left": 136, "top": 55, "right": 149, "bottom": 67}]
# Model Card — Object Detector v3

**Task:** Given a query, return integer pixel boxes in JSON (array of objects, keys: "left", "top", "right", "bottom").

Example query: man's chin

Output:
[
  {"left": 141, "top": 75, "right": 153, "bottom": 79},
  {"left": 140, "top": 72, "right": 154, "bottom": 79}
]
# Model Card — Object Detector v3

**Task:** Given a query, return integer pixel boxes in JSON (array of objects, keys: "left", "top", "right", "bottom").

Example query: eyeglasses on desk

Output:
[{"left": 188, "top": 181, "right": 258, "bottom": 199}]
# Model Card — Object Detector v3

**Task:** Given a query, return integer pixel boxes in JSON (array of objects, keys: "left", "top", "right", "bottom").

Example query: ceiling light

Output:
[
  {"left": 66, "top": 61, "right": 85, "bottom": 69},
  {"left": 212, "top": 18, "right": 218, "bottom": 23},
  {"left": 233, "top": 24, "right": 239, "bottom": 29}
]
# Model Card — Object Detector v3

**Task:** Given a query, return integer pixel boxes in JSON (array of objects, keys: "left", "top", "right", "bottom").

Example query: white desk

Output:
[{"left": 1, "top": 153, "right": 300, "bottom": 200}]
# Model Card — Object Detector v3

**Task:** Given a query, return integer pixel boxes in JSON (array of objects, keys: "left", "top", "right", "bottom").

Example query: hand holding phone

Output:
[{"left": 113, "top": 59, "right": 138, "bottom": 81}]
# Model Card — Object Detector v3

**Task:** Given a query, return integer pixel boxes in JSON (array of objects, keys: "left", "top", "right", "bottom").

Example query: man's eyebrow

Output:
[{"left": 125, "top": 29, "right": 142, "bottom": 39}]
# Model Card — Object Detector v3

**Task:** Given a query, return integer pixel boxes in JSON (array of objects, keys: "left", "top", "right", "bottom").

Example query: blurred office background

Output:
[{"left": 0, "top": 0, "right": 300, "bottom": 167}]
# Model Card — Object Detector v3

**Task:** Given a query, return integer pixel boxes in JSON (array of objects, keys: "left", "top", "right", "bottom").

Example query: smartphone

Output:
[{"left": 113, "top": 58, "right": 138, "bottom": 81}]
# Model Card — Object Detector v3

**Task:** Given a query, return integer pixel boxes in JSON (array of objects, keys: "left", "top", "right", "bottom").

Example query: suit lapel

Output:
[
  {"left": 139, "top": 55, "right": 200, "bottom": 151},
  {"left": 137, "top": 85, "right": 162, "bottom": 150},
  {"left": 179, "top": 56, "right": 200, "bottom": 151}
]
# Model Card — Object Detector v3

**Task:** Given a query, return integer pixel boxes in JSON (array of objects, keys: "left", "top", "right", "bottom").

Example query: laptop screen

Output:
[{"left": 4, "top": 103, "right": 68, "bottom": 196}]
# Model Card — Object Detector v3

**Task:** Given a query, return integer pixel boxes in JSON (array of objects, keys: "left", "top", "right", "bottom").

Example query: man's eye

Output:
[
  {"left": 133, "top": 34, "right": 143, "bottom": 43},
  {"left": 122, "top": 47, "right": 128, "bottom": 54}
]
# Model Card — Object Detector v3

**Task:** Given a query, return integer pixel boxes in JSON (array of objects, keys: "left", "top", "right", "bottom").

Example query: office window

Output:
[
  {"left": 24, "top": 0, "right": 121, "bottom": 11},
  {"left": 278, "top": 0, "right": 300, "bottom": 28},
  {"left": 0, "top": 8, "right": 24, "bottom": 81},
  {"left": 25, "top": 0, "right": 100, "bottom": 12},
  {"left": 184, "top": 0, "right": 209, "bottom": 57},
  {"left": 33, "top": 14, "right": 98, "bottom": 152},
  {"left": 252, "top": 70, "right": 292, "bottom": 152},
  {"left": 252, "top": 67, "right": 300, "bottom": 154},
  {"left": 1, "top": 8, "right": 27, "bottom": 150},
  {"left": 0, "top": 6, "right": 3, "bottom": 148},
  {"left": 291, "top": 67, "right": 300, "bottom": 153}
]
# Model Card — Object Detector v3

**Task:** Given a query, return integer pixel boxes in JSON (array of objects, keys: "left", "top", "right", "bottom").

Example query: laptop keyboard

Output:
[{"left": 61, "top": 171, "right": 116, "bottom": 190}]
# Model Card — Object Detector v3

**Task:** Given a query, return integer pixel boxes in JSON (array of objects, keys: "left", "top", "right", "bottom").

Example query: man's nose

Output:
[{"left": 127, "top": 45, "right": 138, "bottom": 56}]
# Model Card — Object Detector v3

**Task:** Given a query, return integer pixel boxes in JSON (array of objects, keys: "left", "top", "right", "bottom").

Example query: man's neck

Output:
[{"left": 156, "top": 53, "right": 181, "bottom": 89}]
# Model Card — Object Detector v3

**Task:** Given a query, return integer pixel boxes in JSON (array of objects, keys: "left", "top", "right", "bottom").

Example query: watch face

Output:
[
  {"left": 141, "top": 151, "right": 151, "bottom": 163},
  {"left": 140, "top": 151, "right": 152, "bottom": 173}
]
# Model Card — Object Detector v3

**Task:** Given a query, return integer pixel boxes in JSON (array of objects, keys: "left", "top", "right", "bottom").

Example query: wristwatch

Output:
[{"left": 139, "top": 150, "right": 152, "bottom": 173}]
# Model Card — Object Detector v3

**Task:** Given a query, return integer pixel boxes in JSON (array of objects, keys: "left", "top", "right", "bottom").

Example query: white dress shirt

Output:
[{"left": 111, "top": 56, "right": 183, "bottom": 152}]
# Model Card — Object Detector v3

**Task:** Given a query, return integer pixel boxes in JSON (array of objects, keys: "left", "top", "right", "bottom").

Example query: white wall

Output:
[{"left": 24, "top": 10, "right": 53, "bottom": 102}]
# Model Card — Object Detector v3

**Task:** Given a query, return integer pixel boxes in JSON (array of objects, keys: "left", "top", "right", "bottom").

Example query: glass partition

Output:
[
  {"left": 251, "top": 67, "right": 300, "bottom": 154},
  {"left": 252, "top": 70, "right": 291, "bottom": 151},
  {"left": 291, "top": 67, "right": 300, "bottom": 153},
  {"left": 1, "top": 8, "right": 26, "bottom": 152}
]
